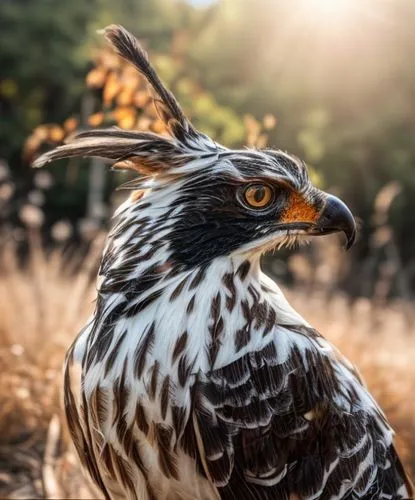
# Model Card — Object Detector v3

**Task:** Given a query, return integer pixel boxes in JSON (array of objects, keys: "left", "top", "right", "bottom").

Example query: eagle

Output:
[{"left": 34, "top": 25, "right": 413, "bottom": 500}]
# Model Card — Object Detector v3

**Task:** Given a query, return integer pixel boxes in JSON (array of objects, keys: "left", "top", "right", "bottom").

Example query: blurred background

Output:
[{"left": 0, "top": 0, "right": 414, "bottom": 497}]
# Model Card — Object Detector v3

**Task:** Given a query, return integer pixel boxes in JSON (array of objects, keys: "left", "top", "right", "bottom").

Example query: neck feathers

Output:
[{"left": 90, "top": 194, "right": 307, "bottom": 377}]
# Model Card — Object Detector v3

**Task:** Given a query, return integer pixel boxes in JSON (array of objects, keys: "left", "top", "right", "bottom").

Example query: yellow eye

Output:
[{"left": 243, "top": 184, "right": 274, "bottom": 209}]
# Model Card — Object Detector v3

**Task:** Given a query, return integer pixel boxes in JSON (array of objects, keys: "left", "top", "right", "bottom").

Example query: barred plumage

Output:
[{"left": 35, "top": 25, "right": 413, "bottom": 500}]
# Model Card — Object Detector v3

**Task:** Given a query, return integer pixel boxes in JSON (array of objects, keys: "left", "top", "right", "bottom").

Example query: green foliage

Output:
[{"left": 0, "top": 0, "right": 96, "bottom": 163}]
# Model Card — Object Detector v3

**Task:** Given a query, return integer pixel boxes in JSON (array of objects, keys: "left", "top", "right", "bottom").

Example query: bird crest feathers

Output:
[
  {"left": 33, "top": 25, "right": 216, "bottom": 174},
  {"left": 101, "top": 25, "right": 195, "bottom": 140}
]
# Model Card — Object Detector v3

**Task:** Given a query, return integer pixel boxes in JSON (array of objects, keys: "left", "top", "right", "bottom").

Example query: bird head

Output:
[{"left": 34, "top": 25, "right": 356, "bottom": 270}]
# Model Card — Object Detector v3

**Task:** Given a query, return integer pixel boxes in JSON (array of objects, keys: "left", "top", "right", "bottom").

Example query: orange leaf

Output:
[
  {"left": 33, "top": 125, "right": 49, "bottom": 141},
  {"left": 150, "top": 119, "right": 166, "bottom": 134},
  {"left": 63, "top": 117, "right": 79, "bottom": 133},
  {"left": 121, "top": 66, "right": 140, "bottom": 90},
  {"left": 117, "top": 88, "right": 135, "bottom": 107},
  {"left": 113, "top": 107, "right": 136, "bottom": 129},
  {"left": 48, "top": 125, "right": 65, "bottom": 143},
  {"left": 86, "top": 68, "right": 107, "bottom": 88},
  {"left": 136, "top": 116, "right": 152, "bottom": 131},
  {"left": 133, "top": 90, "right": 150, "bottom": 108},
  {"left": 118, "top": 116, "right": 136, "bottom": 129},
  {"left": 103, "top": 72, "right": 121, "bottom": 105},
  {"left": 88, "top": 112, "right": 105, "bottom": 127},
  {"left": 23, "top": 136, "right": 42, "bottom": 161}
]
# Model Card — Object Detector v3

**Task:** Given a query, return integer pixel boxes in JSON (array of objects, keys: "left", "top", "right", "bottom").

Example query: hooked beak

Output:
[{"left": 309, "top": 194, "right": 357, "bottom": 250}]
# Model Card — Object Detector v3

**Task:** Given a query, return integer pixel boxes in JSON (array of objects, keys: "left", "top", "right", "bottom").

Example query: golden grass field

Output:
[{"left": 0, "top": 235, "right": 414, "bottom": 498}]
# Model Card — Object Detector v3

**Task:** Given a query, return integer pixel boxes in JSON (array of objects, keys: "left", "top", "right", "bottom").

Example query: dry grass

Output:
[
  {"left": 0, "top": 235, "right": 101, "bottom": 498},
  {"left": 0, "top": 237, "right": 413, "bottom": 498}
]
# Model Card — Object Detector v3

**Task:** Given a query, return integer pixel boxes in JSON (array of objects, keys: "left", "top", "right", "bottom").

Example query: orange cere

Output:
[{"left": 280, "top": 191, "right": 320, "bottom": 224}]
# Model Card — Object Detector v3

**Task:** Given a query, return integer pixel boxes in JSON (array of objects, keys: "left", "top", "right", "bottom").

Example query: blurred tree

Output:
[
  {"left": 0, "top": 0, "right": 96, "bottom": 170},
  {"left": 1, "top": 0, "right": 243, "bottom": 226}
]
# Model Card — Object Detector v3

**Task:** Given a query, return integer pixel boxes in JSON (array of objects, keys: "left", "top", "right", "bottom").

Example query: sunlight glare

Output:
[{"left": 304, "top": 0, "right": 353, "bottom": 21}]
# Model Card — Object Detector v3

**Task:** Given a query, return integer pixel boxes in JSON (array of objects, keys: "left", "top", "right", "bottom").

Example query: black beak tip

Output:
[
  {"left": 344, "top": 228, "right": 356, "bottom": 251},
  {"left": 317, "top": 194, "right": 357, "bottom": 251}
]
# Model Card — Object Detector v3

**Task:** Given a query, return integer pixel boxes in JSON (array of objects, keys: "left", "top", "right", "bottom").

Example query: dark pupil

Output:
[{"left": 253, "top": 186, "right": 265, "bottom": 203}]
